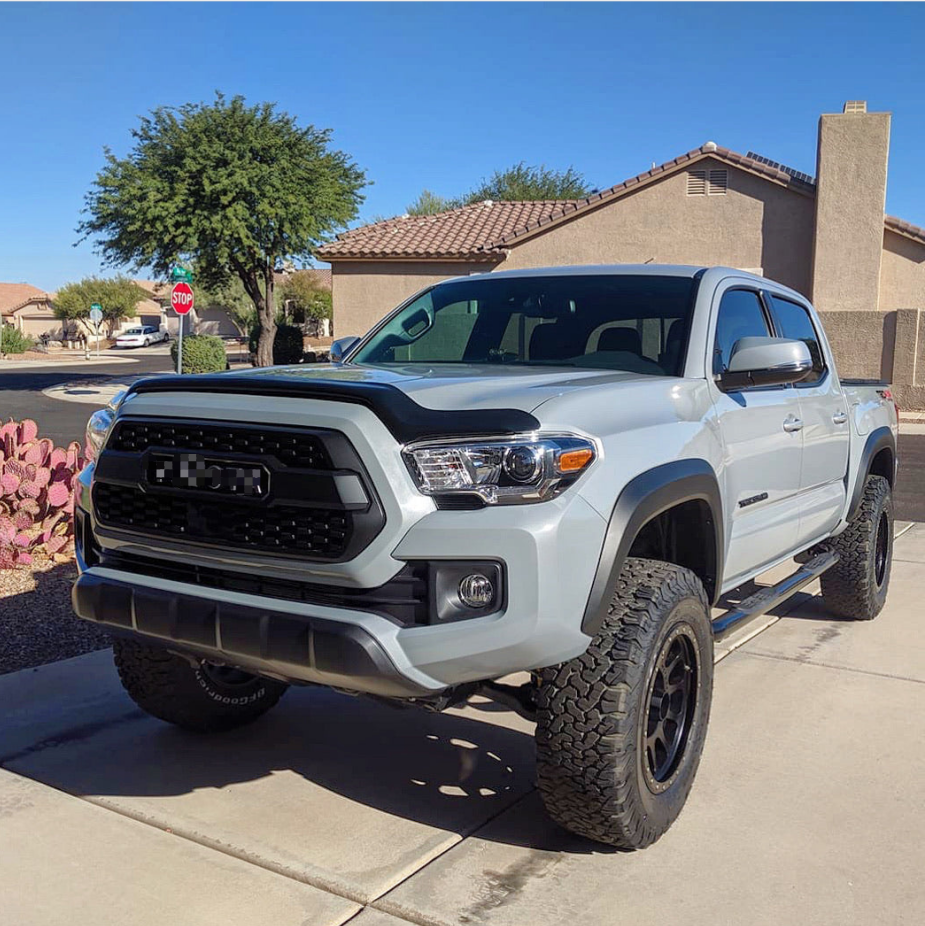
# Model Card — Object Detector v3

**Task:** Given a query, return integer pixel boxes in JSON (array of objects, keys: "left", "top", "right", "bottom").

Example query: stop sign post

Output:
[{"left": 170, "top": 282, "right": 194, "bottom": 374}]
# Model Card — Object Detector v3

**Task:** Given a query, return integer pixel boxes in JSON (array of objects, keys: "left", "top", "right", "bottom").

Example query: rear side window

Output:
[
  {"left": 713, "top": 289, "right": 770, "bottom": 374},
  {"left": 768, "top": 295, "right": 826, "bottom": 384}
]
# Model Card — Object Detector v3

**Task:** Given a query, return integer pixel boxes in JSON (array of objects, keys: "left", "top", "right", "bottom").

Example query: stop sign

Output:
[{"left": 171, "top": 282, "right": 194, "bottom": 315}]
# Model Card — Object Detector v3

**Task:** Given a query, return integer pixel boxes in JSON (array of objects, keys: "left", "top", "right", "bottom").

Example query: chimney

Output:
[{"left": 811, "top": 101, "right": 891, "bottom": 312}]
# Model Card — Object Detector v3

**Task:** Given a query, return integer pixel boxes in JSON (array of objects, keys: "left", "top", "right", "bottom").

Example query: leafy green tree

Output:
[
  {"left": 278, "top": 271, "right": 332, "bottom": 324},
  {"left": 53, "top": 276, "right": 148, "bottom": 338},
  {"left": 77, "top": 93, "right": 366, "bottom": 366},
  {"left": 462, "top": 162, "right": 590, "bottom": 202},
  {"left": 405, "top": 163, "right": 590, "bottom": 215},
  {"left": 406, "top": 189, "right": 455, "bottom": 216}
]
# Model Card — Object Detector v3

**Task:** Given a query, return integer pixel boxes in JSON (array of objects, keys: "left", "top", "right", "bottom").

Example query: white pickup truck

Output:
[{"left": 74, "top": 265, "right": 897, "bottom": 849}]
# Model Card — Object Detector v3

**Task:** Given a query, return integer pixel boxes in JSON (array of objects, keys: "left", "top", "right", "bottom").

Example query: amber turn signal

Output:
[{"left": 557, "top": 448, "right": 594, "bottom": 473}]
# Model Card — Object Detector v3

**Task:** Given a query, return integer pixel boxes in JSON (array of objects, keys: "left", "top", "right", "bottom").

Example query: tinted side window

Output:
[
  {"left": 769, "top": 295, "right": 825, "bottom": 384},
  {"left": 714, "top": 290, "right": 770, "bottom": 374}
]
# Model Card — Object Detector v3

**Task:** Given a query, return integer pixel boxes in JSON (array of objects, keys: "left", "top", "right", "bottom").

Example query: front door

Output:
[
  {"left": 709, "top": 287, "right": 804, "bottom": 588},
  {"left": 765, "top": 293, "right": 849, "bottom": 543}
]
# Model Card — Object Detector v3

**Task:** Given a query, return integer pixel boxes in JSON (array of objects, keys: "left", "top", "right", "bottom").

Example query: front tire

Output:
[
  {"left": 820, "top": 475, "right": 893, "bottom": 620},
  {"left": 535, "top": 558, "right": 713, "bottom": 849},
  {"left": 113, "top": 639, "right": 288, "bottom": 732}
]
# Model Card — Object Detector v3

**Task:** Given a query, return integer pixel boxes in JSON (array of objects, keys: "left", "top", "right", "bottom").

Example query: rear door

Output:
[
  {"left": 708, "top": 285, "right": 803, "bottom": 587},
  {"left": 765, "top": 292, "right": 849, "bottom": 543}
]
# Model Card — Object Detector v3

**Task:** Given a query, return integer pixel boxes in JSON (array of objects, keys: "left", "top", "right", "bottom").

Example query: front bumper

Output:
[
  {"left": 75, "top": 486, "right": 605, "bottom": 696},
  {"left": 72, "top": 570, "right": 433, "bottom": 697}
]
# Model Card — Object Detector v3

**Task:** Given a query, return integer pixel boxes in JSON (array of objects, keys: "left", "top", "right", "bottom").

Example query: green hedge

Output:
[
  {"left": 0, "top": 326, "right": 34, "bottom": 355},
  {"left": 249, "top": 324, "right": 304, "bottom": 365},
  {"left": 170, "top": 334, "right": 227, "bottom": 374}
]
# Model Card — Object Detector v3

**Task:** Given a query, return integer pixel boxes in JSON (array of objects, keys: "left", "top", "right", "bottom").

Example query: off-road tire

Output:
[
  {"left": 820, "top": 475, "right": 893, "bottom": 621},
  {"left": 535, "top": 558, "right": 713, "bottom": 849},
  {"left": 113, "top": 639, "right": 288, "bottom": 732}
]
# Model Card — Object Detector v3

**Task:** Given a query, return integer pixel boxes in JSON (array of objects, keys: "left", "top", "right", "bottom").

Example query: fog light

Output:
[{"left": 458, "top": 573, "right": 494, "bottom": 609}]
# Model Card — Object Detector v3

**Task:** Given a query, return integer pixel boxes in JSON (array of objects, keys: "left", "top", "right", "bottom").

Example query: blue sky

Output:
[{"left": 2, "top": 2, "right": 924, "bottom": 291}]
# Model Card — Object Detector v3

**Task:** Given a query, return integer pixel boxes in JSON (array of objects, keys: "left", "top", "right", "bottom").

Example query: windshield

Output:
[
  {"left": 123, "top": 328, "right": 144, "bottom": 335},
  {"left": 350, "top": 274, "right": 696, "bottom": 376}
]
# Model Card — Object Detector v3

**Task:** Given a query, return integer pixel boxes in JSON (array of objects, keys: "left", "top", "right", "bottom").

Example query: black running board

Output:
[{"left": 711, "top": 551, "right": 839, "bottom": 641}]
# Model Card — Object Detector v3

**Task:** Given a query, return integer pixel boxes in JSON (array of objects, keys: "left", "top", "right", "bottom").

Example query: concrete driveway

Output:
[{"left": 2, "top": 523, "right": 922, "bottom": 925}]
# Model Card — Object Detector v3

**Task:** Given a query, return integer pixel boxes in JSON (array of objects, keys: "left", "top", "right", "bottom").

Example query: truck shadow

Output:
[{"left": 10, "top": 679, "right": 609, "bottom": 854}]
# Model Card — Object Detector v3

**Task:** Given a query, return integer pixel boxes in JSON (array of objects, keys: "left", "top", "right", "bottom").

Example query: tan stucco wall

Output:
[
  {"left": 812, "top": 111, "right": 891, "bottom": 312},
  {"left": 331, "top": 261, "right": 487, "bottom": 336},
  {"left": 501, "top": 159, "right": 816, "bottom": 296},
  {"left": 880, "top": 230, "right": 925, "bottom": 310}
]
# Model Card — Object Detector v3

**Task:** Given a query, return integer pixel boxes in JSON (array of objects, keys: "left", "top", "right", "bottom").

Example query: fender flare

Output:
[
  {"left": 581, "top": 459, "right": 724, "bottom": 636},
  {"left": 847, "top": 426, "right": 896, "bottom": 520}
]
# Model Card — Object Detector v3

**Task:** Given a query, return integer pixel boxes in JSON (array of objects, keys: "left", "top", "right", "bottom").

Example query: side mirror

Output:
[
  {"left": 719, "top": 337, "right": 813, "bottom": 391},
  {"left": 330, "top": 336, "right": 360, "bottom": 363}
]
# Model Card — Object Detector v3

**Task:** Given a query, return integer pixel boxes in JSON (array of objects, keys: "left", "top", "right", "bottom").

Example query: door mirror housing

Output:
[
  {"left": 719, "top": 337, "right": 813, "bottom": 391},
  {"left": 330, "top": 336, "right": 360, "bottom": 363}
]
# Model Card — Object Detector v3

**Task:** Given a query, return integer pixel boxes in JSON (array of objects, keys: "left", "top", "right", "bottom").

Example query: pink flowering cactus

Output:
[{"left": 0, "top": 418, "right": 85, "bottom": 568}]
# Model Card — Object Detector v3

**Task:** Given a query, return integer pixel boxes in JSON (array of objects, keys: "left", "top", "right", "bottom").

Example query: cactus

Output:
[{"left": 0, "top": 418, "right": 85, "bottom": 568}]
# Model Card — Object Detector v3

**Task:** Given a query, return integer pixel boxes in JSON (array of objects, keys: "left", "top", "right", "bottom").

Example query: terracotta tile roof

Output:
[
  {"left": 884, "top": 214, "right": 925, "bottom": 244},
  {"left": 0, "top": 283, "right": 50, "bottom": 315},
  {"left": 318, "top": 143, "right": 925, "bottom": 260},
  {"left": 317, "top": 200, "right": 583, "bottom": 261}
]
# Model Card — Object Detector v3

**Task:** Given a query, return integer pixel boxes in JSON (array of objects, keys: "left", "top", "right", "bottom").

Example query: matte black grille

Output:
[
  {"left": 109, "top": 420, "right": 330, "bottom": 469},
  {"left": 94, "top": 482, "right": 350, "bottom": 559}
]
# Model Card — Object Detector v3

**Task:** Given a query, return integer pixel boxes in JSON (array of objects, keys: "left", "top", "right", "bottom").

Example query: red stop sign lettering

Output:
[{"left": 171, "top": 282, "right": 194, "bottom": 315}]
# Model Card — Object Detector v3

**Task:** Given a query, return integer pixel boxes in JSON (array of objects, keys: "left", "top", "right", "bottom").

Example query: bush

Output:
[
  {"left": 1, "top": 419, "right": 84, "bottom": 568},
  {"left": 248, "top": 324, "right": 305, "bottom": 366},
  {"left": 0, "top": 326, "right": 34, "bottom": 356},
  {"left": 170, "top": 334, "right": 227, "bottom": 374}
]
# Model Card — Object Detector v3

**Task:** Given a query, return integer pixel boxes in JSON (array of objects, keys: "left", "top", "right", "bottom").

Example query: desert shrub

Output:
[
  {"left": 170, "top": 334, "right": 227, "bottom": 374},
  {"left": 248, "top": 324, "right": 304, "bottom": 365},
  {"left": 0, "top": 419, "right": 84, "bottom": 568},
  {"left": 0, "top": 326, "right": 34, "bottom": 355}
]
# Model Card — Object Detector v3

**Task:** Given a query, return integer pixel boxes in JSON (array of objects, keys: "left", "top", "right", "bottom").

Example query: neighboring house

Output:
[
  {"left": 0, "top": 283, "right": 60, "bottom": 338},
  {"left": 318, "top": 101, "right": 925, "bottom": 409}
]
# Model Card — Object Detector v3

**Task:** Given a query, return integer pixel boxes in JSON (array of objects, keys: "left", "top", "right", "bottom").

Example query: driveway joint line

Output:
[
  {"left": 369, "top": 787, "right": 541, "bottom": 922},
  {"left": 741, "top": 649, "right": 925, "bottom": 684}
]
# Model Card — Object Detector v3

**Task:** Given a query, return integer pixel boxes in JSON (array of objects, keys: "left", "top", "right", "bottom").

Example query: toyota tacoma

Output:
[{"left": 73, "top": 265, "right": 898, "bottom": 848}]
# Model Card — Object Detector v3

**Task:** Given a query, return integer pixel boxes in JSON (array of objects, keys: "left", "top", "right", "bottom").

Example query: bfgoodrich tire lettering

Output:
[
  {"left": 535, "top": 557, "right": 713, "bottom": 849},
  {"left": 820, "top": 475, "right": 893, "bottom": 621},
  {"left": 113, "top": 639, "right": 287, "bottom": 732}
]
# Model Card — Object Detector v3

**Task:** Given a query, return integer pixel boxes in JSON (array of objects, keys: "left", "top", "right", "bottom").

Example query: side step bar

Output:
[{"left": 711, "top": 550, "right": 839, "bottom": 641}]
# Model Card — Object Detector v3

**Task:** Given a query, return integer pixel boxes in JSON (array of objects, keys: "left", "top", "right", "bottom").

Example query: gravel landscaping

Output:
[{"left": 0, "top": 555, "right": 109, "bottom": 675}]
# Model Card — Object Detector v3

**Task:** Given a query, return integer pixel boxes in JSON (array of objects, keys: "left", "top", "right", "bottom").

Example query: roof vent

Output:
[
  {"left": 702, "top": 141, "right": 718, "bottom": 152},
  {"left": 480, "top": 199, "right": 494, "bottom": 206},
  {"left": 687, "top": 170, "right": 707, "bottom": 195},
  {"left": 843, "top": 100, "right": 867, "bottom": 114}
]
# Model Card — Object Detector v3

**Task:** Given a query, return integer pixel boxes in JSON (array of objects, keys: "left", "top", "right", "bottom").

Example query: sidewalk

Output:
[{"left": 1, "top": 523, "right": 922, "bottom": 925}]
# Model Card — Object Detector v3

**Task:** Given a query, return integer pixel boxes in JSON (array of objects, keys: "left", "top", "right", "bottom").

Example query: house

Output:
[
  {"left": 318, "top": 102, "right": 925, "bottom": 409},
  {"left": 0, "top": 283, "right": 60, "bottom": 338}
]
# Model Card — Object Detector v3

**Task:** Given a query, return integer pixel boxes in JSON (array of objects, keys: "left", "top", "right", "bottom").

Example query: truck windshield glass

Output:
[{"left": 350, "top": 274, "right": 696, "bottom": 376}]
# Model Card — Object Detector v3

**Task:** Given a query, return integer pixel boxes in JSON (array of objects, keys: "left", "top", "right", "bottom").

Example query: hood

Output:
[{"left": 239, "top": 362, "right": 670, "bottom": 413}]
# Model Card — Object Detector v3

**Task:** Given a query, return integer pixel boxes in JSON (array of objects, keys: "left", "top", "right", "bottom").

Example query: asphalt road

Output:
[
  {"left": 2, "top": 357, "right": 923, "bottom": 521},
  {"left": 0, "top": 354, "right": 174, "bottom": 449}
]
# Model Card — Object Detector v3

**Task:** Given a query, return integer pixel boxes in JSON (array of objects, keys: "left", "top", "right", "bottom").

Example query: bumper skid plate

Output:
[{"left": 72, "top": 573, "right": 432, "bottom": 698}]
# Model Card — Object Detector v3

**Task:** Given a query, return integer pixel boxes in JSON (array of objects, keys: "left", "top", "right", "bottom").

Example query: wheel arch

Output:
[
  {"left": 848, "top": 426, "right": 896, "bottom": 520},
  {"left": 581, "top": 459, "right": 724, "bottom": 636}
]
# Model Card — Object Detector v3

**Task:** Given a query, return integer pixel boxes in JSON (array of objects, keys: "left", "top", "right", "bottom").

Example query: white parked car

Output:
[{"left": 115, "top": 325, "right": 168, "bottom": 349}]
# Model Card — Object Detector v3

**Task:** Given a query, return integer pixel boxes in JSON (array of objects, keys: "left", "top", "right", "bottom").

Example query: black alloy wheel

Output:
[{"left": 642, "top": 626, "right": 698, "bottom": 792}]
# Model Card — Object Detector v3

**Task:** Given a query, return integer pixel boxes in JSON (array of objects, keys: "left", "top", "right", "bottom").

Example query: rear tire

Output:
[
  {"left": 535, "top": 558, "right": 713, "bottom": 849},
  {"left": 819, "top": 475, "right": 893, "bottom": 621},
  {"left": 113, "top": 639, "right": 288, "bottom": 732}
]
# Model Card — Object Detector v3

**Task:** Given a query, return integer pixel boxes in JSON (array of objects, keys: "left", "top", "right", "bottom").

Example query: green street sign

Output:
[
  {"left": 169, "top": 266, "right": 193, "bottom": 283},
  {"left": 90, "top": 303, "right": 102, "bottom": 311}
]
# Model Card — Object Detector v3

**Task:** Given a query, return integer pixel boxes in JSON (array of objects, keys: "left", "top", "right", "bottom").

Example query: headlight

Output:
[
  {"left": 403, "top": 434, "right": 597, "bottom": 505},
  {"left": 84, "top": 390, "right": 127, "bottom": 462}
]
